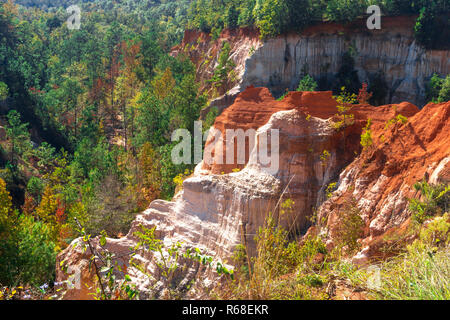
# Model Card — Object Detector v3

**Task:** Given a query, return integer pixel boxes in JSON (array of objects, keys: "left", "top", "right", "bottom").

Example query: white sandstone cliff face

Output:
[
  {"left": 190, "top": 18, "right": 449, "bottom": 112},
  {"left": 242, "top": 31, "right": 448, "bottom": 107},
  {"left": 57, "top": 108, "right": 347, "bottom": 299}
]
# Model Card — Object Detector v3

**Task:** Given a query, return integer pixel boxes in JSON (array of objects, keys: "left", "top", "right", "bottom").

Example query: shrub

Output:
[
  {"left": 360, "top": 118, "right": 373, "bottom": 149},
  {"left": 332, "top": 86, "right": 357, "bottom": 131},
  {"left": 0, "top": 178, "right": 56, "bottom": 287},
  {"left": 419, "top": 213, "right": 450, "bottom": 247},
  {"left": 335, "top": 198, "right": 365, "bottom": 253},
  {"left": 297, "top": 74, "right": 318, "bottom": 92},
  {"left": 325, "top": 0, "right": 366, "bottom": 23},
  {"left": 438, "top": 75, "right": 450, "bottom": 102},
  {"left": 409, "top": 180, "right": 449, "bottom": 224}
]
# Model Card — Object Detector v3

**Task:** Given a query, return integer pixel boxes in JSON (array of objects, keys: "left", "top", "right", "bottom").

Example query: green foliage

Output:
[
  {"left": 132, "top": 225, "right": 233, "bottom": 299},
  {"left": 203, "top": 107, "right": 219, "bottom": 132},
  {"left": 5, "top": 110, "right": 32, "bottom": 167},
  {"left": 413, "top": 4, "right": 448, "bottom": 50},
  {"left": 376, "top": 241, "right": 450, "bottom": 300},
  {"left": 360, "top": 118, "right": 373, "bottom": 149},
  {"left": 427, "top": 74, "right": 450, "bottom": 103},
  {"left": 297, "top": 74, "right": 318, "bottom": 92},
  {"left": 325, "top": 0, "right": 365, "bottom": 23},
  {"left": 0, "top": 178, "right": 56, "bottom": 287},
  {"left": 184, "top": 0, "right": 450, "bottom": 46},
  {"left": 209, "top": 42, "right": 236, "bottom": 92},
  {"left": 419, "top": 213, "right": 450, "bottom": 247},
  {"left": 332, "top": 87, "right": 357, "bottom": 131},
  {"left": 253, "top": 0, "right": 289, "bottom": 39},
  {"left": 0, "top": 81, "right": 8, "bottom": 100},
  {"left": 409, "top": 180, "right": 449, "bottom": 224},
  {"left": 335, "top": 198, "right": 365, "bottom": 253},
  {"left": 74, "top": 223, "right": 139, "bottom": 300},
  {"left": 326, "top": 182, "right": 337, "bottom": 199},
  {"left": 384, "top": 113, "right": 408, "bottom": 130},
  {"left": 438, "top": 76, "right": 450, "bottom": 102}
]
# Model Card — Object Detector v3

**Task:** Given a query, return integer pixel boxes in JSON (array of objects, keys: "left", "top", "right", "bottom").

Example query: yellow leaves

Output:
[
  {"left": 0, "top": 178, "right": 14, "bottom": 236},
  {"left": 34, "top": 186, "right": 58, "bottom": 224},
  {"left": 173, "top": 169, "right": 193, "bottom": 188},
  {"left": 151, "top": 67, "right": 176, "bottom": 101}
]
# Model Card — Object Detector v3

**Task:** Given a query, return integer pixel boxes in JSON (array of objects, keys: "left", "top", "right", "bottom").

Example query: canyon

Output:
[
  {"left": 55, "top": 18, "right": 450, "bottom": 299},
  {"left": 56, "top": 86, "right": 450, "bottom": 299}
]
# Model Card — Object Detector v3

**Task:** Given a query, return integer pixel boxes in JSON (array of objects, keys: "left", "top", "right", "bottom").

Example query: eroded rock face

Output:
[
  {"left": 56, "top": 88, "right": 448, "bottom": 300},
  {"left": 243, "top": 17, "right": 449, "bottom": 107},
  {"left": 174, "top": 17, "right": 449, "bottom": 111},
  {"left": 56, "top": 89, "right": 363, "bottom": 299},
  {"left": 316, "top": 101, "right": 450, "bottom": 264}
]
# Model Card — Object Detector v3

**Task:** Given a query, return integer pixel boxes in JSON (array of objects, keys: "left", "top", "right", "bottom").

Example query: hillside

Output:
[
  {"left": 0, "top": 0, "right": 449, "bottom": 302},
  {"left": 56, "top": 88, "right": 449, "bottom": 300}
]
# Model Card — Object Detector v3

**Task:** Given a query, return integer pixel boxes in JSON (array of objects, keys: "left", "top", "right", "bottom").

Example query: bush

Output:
[
  {"left": 325, "top": 0, "right": 366, "bottom": 23},
  {"left": 297, "top": 74, "right": 318, "bottom": 92},
  {"left": 0, "top": 178, "right": 56, "bottom": 287},
  {"left": 419, "top": 213, "right": 450, "bottom": 247},
  {"left": 360, "top": 118, "right": 373, "bottom": 149},
  {"left": 409, "top": 180, "right": 449, "bottom": 224},
  {"left": 438, "top": 76, "right": 450, "bottom": 102},
  {"left": 335, "top": 198, "right": 365, "bottom": 253},
  {"left": 414, "top": 6, "right": 437, "bottom": 49}
]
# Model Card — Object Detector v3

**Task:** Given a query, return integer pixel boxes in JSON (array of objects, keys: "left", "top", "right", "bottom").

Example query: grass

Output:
[{"left": 375, "top": 242, "right": 450, "bottom": 300}]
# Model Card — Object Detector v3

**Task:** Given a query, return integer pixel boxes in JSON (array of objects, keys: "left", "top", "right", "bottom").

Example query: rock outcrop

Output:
[
  {"left": 174, "top": 17, "right": 449, "bottom": 112},
  {"left": 54, "top": 88, "right": 449, "bottom": 300},
  {"left": 316, "top": 100, "right": 450, "bottom": 264}
]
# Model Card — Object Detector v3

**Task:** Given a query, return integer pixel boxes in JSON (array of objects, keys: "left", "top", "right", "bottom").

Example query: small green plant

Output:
[
  {"left": 297, "top": 74, "right": 318, "bottom": 92},
  {"left": 277, "top": 88, "right": 289, "bottom": 101},
  {"left": 72, "top": 219, "right": 138, "bottom": 300},
  {"left": 408, "top": 180, "right": 449, "bottom": 224},
  {"left": 335, "top": 198, "right": 364, "bottom": 254},
  {"left": 360, "top": 118, "right": 373, "bottom": 149},
  {"left": 326, "top": 182, "right": 337, "bottom": 199},
  {"left": 320, "top": 150, "right": 331, "bottom": 166},
  {"left": 419, "top": 213, "right": 450, "bottom": 247},
  {"left": 332, "top": 87, "right": 357, "bottom": 154},
  {"left": 209, "top": 42, "right": 235, "bottom": 91},
  {"left": 173, "top": 169, "right": 193, "bottom": 188},
  {"left": 384, "top": 113, "right": 408, "bottom": 130}
]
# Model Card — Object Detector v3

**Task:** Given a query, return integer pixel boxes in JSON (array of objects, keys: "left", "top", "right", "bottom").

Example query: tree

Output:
[
  {"left": 415, "top": 5, "right": 437, "bottom": 49},
  {"left": 253, "top": 0, "right": 289, "bottom": 38},
  {"left": 297, "top": 74, "right": 318, "bottom": 91},
  {"left": 325, "top": 0, "right": 365, "bottom": 23},
  {"left": 0, "top": 177, "right": 56, "bottom": 286},
  {"left": 5, "top": 110, "right": 31, "bottom": 167},
  {"left": 438, "top": 75, "right": 450, "bottom": 103},
  {"left": 0, "top": 81, "right": 8, "bottom": 100},
  {"left": 226, "top": 4, "right": 239, "bottom": 29}
]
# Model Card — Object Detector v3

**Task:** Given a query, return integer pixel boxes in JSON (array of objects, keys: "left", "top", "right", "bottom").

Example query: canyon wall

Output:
[
  {"left": 175, "top": 17, "right": 449, "bottom": 113},
  {"left": 55, "top": 88, "right": 450, "bottom": 300}
]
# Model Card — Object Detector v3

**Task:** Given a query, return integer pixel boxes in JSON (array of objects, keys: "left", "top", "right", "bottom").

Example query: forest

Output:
[{"left": 0, "top": 0, "right": 449, "bottom": 297}]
